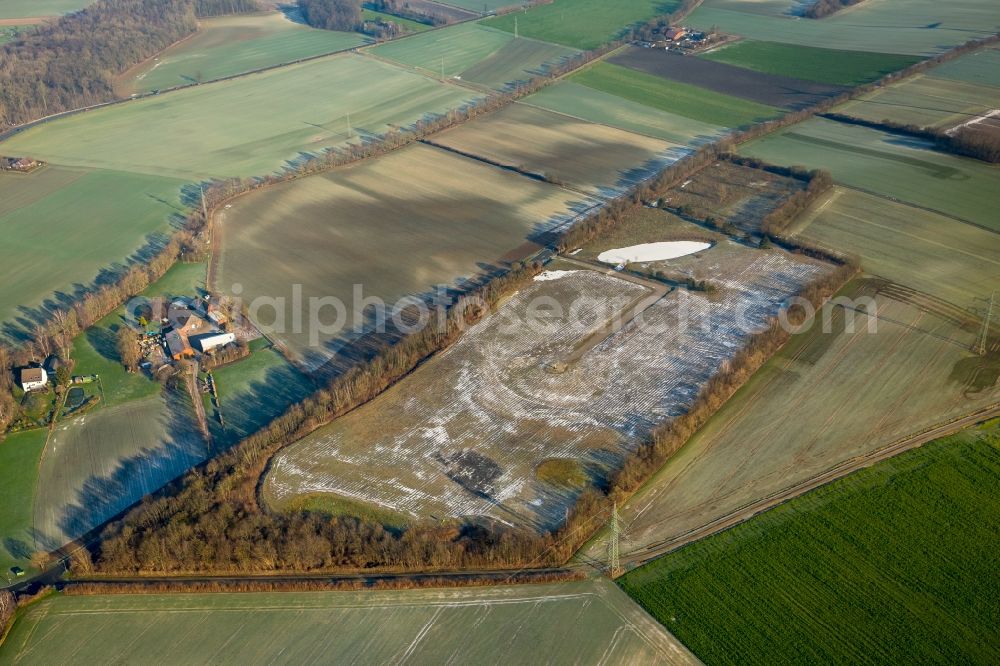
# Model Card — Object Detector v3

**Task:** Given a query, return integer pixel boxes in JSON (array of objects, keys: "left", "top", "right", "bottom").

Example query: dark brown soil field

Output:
[{"left": 609, "top": 47, "right": 848, "bottom": 110}]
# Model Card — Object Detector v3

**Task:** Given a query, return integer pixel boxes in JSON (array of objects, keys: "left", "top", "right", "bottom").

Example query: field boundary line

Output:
[
  {"left": 513, "top": 98, "right": 693, "bottom": 145},
  {"left": 838, "top": 184, "right": 999, "bottom": 236},
  {"left": 622, "top": 403, "right": 1000, "bottom": 567}
]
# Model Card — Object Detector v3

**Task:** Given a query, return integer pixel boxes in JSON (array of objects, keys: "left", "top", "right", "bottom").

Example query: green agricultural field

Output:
[
  {"left": 837, "top": 74, "right": 1000, "bottom": 128},
  {"left": 362, "top": 8, "right": 431, "bottom": 32},
  {"left": 0, "top": 0, "right": 92, "bottom": 18},
  {"left": 620, "top": 422, "right": 1000, "bottom": 664},
  {"left": 570, "top": 62, "right": 781, "bottom": 128},
  {"left": 458, "top": 36, "right": 580, "bottom": 89},
  {"left": 125, "top": 12, "right": 368, "bottom": 94},
  {"left": 69, "top": 320, "right": 160, "bottom": 409},
  {"left": 687, "top": 0, "right": 1000, "bottom": 55},
  {"left": 483, "top": 0, "right": 680, "bottom": 50},
  {"left": 432, "top": 103, "right": 680, "bottom": 195},
  {"left": 206, "top": 343, "right": 312, "bottom": 447},
  {"left": 138, "top": 260, "right": 206, "bottom": 302},
  {"left": 0, "top": 429, "right": 47, "bottom": 577},
  {"left": 0, "top": 580, "right": 697, "bottom": 664},
  {"left": 215, "top": 142, "right": 591, "bottom": 366},
  {"left": 0, "top": 53, "right": 482, "bottom": 179},
  {"left": 33, "top": 388, "right": 206, "bottom": 549},
  {"left": 700, "top": 41, "right": 920, "bottom": 86},
  {"left": 740, "top": 117, "right": 1000, "bottom": 231},
  {"left": 371, "top": 20, "right": 578, "bottom": 89},
  {"left": 581, "top": 280, "right": 1000, "bottom": 567},
  {"left": 790, "top": 188, "right": 1000, "bottom": 307},
  {"left": 525, "top": 81, "right": 726, "bottom": 144},
  {"left": 930, "top": 44, "right": 1000, "bottom": 87},
  {"left": 0, "top": 166, "right": 187, "bottom": 338},
  {"left": 372, "top": 22, "right": 512, "bottom": 77}
]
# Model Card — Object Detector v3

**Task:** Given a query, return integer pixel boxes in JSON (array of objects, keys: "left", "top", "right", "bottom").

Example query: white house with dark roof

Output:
[{"left": 19, "top": 367, "right": 48, "bottom": 392}]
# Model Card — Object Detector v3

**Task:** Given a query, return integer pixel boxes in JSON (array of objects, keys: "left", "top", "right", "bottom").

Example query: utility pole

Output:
[
  {"left": 608, "top": 502, "right": 623, "bottom": 578},
  {"left": 441, "top": 56, "right": 445, "bottom": 79},
  {"left": 514, "top": 16, "right": 518, "bottom": 39},
  {"left": 199, "top": 184, "right": 207, "bottom": 219},
  {"left": 976, "top": 290, "right": 995, "bottom": 356}
]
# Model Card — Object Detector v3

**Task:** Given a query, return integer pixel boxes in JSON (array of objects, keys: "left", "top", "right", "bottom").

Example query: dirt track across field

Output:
[
  {"left": 556, "top": 256, "right": 670, "bottom": 366},
  {"left": 0, "top": 17, "right": 45, "bottom": 25}
]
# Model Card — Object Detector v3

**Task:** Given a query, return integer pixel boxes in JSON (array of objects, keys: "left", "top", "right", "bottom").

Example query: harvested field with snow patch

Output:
[{"left": 264, "top": 244, "right": 828, "bottom": 530}]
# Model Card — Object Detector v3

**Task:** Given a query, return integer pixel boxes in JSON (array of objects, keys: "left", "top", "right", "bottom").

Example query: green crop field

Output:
[
  {"left": 0, "top": 0, "right": 92, "bottom": 18},
  {"left": 837, "top": 74, "right": 1000, "bottom": 128},
  {"left": 0, "top": 53, "right": 482, "bottom": 179},
  {"left": 139, "top": 260, "right": 206, "bottom": 302},
  {"left": 740, "top": 117, "right": 1000, "bottom": 231},
  {"left": 700, "top": 41, "right": 920, "bottom": 86},
  {"left": 68, "top": 315, "right": 160, "bottom": 409},
  {"left": 0, "top": 580, "right": 696, "bottom": 664},
  {"left": 581, "top": 279, "right": 999, "bottom": 566},
  {"left": 206, "top": 344, "right": 313, "bottom": 447},
  {"left": 215, "top": 142, "right": 591, "bottom": 366},
  {"left": 524, "top": 81, "right": 726, "bottom": 144},
  {"left": 570, "top": 62, "right": 781, "bottom": 128},
  {"left": 620, "top": 422, "right": 1000, "bottom": 664},
  {"left": 371, "top": 21, "right": 579, "bottom": 89},
  {"left": 483, "top": 0, "right": 680, "bottom": 50},
  {"left": 687, "top": 0, "right": 1000, "bottom": 55},
  {"left": 0, "top": 429, "right": 47, "bottom": 576},
  {"left": 372, "top": 22, "right": 513, "bottom": 77},
  {"left": 0, "top": 166, "right": 187, "bottom": 338},
  {"left": 458, "top": 36, "right": 580, "bottom": 89},
  {"left": 124, "top": 12, "right": 368, "bottom": 94},
  {"left": 790, "top": 188, "right": 1000, "bottom": 307},
  {"left": 930, "top": 44, "right": 1000, "bottom": 87},
  {"left": 432, "top": 103, "right": 680, "bottom": 195},
  {"left": 33, "top": 388, "right": 206, "bottom": 549},
  {"left": 362, "top": 8, "right": 431, "bottom": 32}
]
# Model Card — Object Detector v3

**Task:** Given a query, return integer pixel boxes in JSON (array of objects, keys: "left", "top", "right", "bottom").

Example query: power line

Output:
[{"left": 976, "top": 290, "right": 995, "bottom": 356}]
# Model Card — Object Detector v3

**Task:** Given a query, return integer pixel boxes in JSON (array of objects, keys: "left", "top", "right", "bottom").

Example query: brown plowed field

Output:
[{"left": 609, "top": 46, "right": 848, "bottom": 110}]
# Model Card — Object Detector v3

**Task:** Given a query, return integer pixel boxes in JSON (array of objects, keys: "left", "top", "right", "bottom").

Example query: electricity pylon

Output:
[
  {"left": 608, "top": 503, "right": 623, "bottom": 578},
  {"left": 976, "top": 290, "right": 995, "bottom": 356}
]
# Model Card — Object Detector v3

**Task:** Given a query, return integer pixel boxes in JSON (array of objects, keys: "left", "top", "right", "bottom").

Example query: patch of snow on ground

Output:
[
  {"left": 533, "top": 270, "right": 578, "bottom": 282},
  {"left": 598, "top": 241, "right": 711, "bottom": 265}
]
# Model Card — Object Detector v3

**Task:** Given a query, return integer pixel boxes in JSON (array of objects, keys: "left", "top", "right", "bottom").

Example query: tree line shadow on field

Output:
[
  {"left": 1, "top": 205, "right": 191, "bottom": 345},
  {"left": 207, "top": 359, "right": 315, "bottom": 451},
  {"left": 42, "top": 386, "right": 207, "bottom": 553}
]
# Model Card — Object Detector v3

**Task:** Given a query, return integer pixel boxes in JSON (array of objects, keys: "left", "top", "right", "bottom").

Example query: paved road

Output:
[{"left": 618, "top": 404, "right": 1000, "bottom": 569}]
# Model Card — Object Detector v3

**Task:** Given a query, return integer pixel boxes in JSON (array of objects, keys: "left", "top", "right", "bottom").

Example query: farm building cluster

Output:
[
  {"left": 632, "top": 26, "right": 719, "bottom": 53},
  {"left": 159, "top": 296, "right": 235, "bottom": 361},
  {"left": 0, "top": 155, "right": 42, "bottom": 172}
]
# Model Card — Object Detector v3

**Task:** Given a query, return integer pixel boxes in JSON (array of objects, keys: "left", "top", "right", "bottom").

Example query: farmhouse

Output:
[
  {"left": 665, "top": 27, "right": 687, "bottom": 41},
  {"left": 19, "top": 367, "right": 48, "bottom": 392},
  {"left": 164, "top": 330, "right": 194, "bottom": 360}
]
